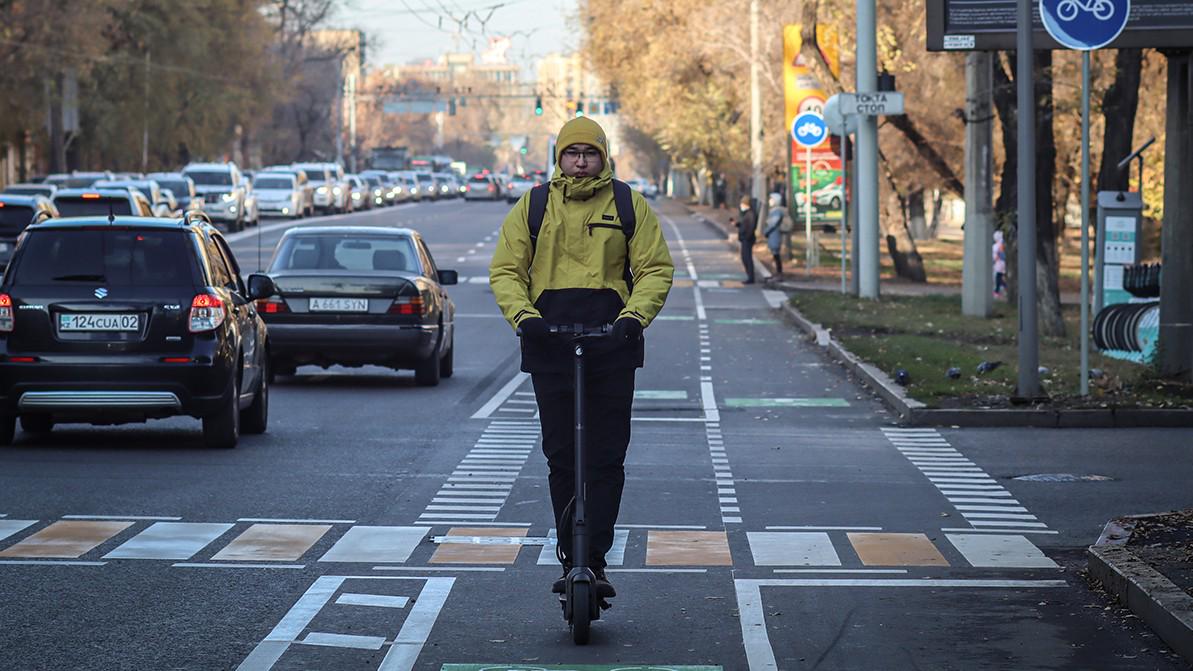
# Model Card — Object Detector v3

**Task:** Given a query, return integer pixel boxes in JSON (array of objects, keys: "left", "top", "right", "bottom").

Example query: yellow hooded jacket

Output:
[{"left": 489, "top": 117, "right": 674, "bottom": 373}]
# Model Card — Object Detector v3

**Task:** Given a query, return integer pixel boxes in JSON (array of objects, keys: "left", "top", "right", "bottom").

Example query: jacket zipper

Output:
[{"left": 587, "top": 223, "right": 622, "bottom": 236}]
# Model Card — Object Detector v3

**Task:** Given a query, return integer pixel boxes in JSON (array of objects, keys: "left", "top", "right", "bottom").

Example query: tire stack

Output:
[{"left": 1093, "top": 300, "right": 1159, "bottom": 352}]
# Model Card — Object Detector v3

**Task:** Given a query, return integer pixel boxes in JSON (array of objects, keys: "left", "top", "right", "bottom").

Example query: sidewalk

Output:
[{"left": 687, "top": 203, "right": 1084, "bottom": 304}]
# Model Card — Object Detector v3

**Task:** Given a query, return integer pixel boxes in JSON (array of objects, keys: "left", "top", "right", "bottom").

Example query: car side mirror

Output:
[
  {"left": 437, "top": 269, "right": 458, "bottom": 286},
  {"left": 247, "top": 273, "right": 276, "bottom": 300}
]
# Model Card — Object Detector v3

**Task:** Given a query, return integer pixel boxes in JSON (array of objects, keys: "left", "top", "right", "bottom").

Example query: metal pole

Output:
[
  {"left": 805, "top": 145, "right": 813, "bottom": 275},
  {"left": 1080, "top": 51, "right": 1091, "bottom": 396},
  {"left": 750, "top": 0, "right": 764, "bottom": 212},
  {"left": 1016, "top": 0, "right": 1040, "bottom": 399},
  {"left": 841, "top": 137, "right": 849, "bottom": 294},
  {"left": 142, "top": 50, "right": 150, "bottom": 173},
  {"left": 856, "top": 0, "right": 880, "bottom": 298}
]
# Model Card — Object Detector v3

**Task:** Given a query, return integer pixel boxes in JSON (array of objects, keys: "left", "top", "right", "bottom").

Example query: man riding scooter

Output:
[{"left": 489, "top": 116, "right": 674, "bottom": 602}]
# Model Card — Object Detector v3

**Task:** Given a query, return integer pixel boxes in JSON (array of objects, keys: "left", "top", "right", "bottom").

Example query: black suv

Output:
[{"left": 0, "top": 212, "right": 275, "bottom": 448}]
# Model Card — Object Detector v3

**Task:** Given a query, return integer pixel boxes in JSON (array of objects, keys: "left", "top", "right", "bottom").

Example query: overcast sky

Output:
[{"left": 335, "top": 0, "right": 576, "bottom": 70}]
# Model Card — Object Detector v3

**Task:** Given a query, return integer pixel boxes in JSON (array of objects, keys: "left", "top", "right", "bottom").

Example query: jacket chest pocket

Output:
[{"left": 584, "top": 220, "right": 627, "bottom": 268}]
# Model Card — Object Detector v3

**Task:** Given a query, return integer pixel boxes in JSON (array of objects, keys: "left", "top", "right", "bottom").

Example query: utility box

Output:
[{"left": 1095, "top": 191, "right": 1144, "bottom": 313}]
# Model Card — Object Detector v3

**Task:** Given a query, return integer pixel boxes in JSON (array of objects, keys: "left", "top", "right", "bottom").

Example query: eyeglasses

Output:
[{"left": 561, "top": 149, "right": 601, "bottom": 161}]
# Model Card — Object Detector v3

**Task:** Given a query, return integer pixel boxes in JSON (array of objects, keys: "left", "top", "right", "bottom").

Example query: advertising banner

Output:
[
  {"left": 783, "top": 25, "right": 842, "bottom": 225},
  {"left": 927, "top": 0, "right": 1193, "bottom": 50}
]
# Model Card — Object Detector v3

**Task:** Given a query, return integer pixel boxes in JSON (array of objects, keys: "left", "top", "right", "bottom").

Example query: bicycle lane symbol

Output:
[{"left": 1039, "top": 0, "right": 1130, "bottom": 50}]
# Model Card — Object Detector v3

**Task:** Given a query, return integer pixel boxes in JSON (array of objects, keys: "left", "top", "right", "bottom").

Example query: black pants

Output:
[
  {"left": 741, "top": 241, "right": 755, "bottom": 282},
  {"left": 532, "top": 367, "right": 635, "bottom": 570}
]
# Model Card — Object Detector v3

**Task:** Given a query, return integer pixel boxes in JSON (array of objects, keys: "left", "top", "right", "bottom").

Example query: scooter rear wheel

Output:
[{"left": 571, "top": 585, "right": 591, "bottom": 644}]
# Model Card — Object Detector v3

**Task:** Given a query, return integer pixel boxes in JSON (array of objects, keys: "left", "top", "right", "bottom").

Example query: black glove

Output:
[
  {"left": 517, "top": 317, "right": 550, "bottom": 341},
  {"left": 611, "top": 317, "right": 643, "bottom": 343}
]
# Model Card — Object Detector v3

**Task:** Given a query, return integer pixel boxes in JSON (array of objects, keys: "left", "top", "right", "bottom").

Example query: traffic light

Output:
[
  {"left": 520, "top": 146, "right": 528, "bottom": 155},
  {"left": 534, "top": 95, "right": 543, "bottom": 116},
  {"left": 575, "top": 100, "right": 584, "bottom": 118}
]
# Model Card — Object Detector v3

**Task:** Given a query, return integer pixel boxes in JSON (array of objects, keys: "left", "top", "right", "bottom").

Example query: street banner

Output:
[{"left": 783, "top": 24, "right": 842, "bottom": 226}]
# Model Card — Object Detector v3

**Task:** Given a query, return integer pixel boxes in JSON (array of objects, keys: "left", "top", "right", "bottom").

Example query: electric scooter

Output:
[{"left": 518, "top": 322, "right": 614, "bottom": 644}]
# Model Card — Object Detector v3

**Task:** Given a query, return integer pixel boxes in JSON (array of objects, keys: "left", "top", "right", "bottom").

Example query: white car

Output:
[
  {"left": 182, "top": 162, "right": 247, "bottom": 231},
  {"left": 253, "top": 173, "right": 304, "bottom": 219},
  {"left": 627, "top": 178, "right": 659, "bottom": 199},
  {"left": 504, "top": 175, "right": 535, "bottom": 203},
  {"left": 293, "top": 162, "right": 349, "bottom": 214}
]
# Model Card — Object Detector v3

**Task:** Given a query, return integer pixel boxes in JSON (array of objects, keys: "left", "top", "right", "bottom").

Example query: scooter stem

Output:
[{"left": 572, "top": 339, "right": 588, "bottom": 569}]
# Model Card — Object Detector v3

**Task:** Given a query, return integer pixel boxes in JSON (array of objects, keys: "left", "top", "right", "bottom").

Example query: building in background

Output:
[{"left": 535, "top": 52, "right": 623, "bottom": 175}]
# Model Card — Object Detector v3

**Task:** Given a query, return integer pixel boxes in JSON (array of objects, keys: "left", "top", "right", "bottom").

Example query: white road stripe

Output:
[
  {"left": 299, "top": 632, "right": 385, "bottom": 650},
  {"left": 104, "top": 522, "right": 233, "bottom": 560},
  {"left": 948, "top": 497, "right": 1022, "bottom": 505},
  {"left": 471, "top": 372, "right": 530, "bottom": 419},
  {"left": 335, "top": 593, "right": 410, "bottom": 609},
  {"left": 956, "top": 505, "right": 1030, "bottom": 513}
]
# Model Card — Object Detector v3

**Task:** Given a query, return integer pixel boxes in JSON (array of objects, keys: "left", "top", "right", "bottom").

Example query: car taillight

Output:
[
  {"left": 488, "top": 184, "right": 495, "bottom": 192},
  {"left": 387, "top": 296, "right": 426, "bottom": 316},
  {"left": 255, "top": 297, "right": 289, "bottom": 314},
  {"left": 189, "top": 293, "right": 226, "bottom": 332},
  {"left": 0, "top": 293, "right": 12, "bottom": 332}
]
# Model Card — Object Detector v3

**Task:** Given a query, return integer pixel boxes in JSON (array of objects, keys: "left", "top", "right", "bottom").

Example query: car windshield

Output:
[
  {"left": 254, "top": 177, "right": 293, "bottom": 190},
  {"left": 184, "top": 171, "right": 233, "bottom": 186},
  {"left": 155, "top": 180, "right": 188, "bottom": 195},
  {"left": 469, "top": 176, "right": 489, "bottom": 183},
  {"left": 53, "top": 197, "right": 133, "bottom": 217},
  {"left": 272, "top": 235, "right": 419, "bottom": 273},
  {"left": 417, "top": 174, "right": 433, "bottom": 183},
  {"left": 11, "top": 229, "right": 193, "bottom": 286},
  {"left": 0, "top": 205, "right": 37, "bottom": 232}
]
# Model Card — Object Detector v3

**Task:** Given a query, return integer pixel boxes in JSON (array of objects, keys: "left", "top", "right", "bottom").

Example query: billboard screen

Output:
[{"left": 927, "top": 0, "right": 1193, "bottom": 51}]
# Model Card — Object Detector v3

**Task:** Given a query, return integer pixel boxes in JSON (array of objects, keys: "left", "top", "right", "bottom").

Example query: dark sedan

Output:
[{"left": 259, "top": 227, "right": 457, "bottom": 386}]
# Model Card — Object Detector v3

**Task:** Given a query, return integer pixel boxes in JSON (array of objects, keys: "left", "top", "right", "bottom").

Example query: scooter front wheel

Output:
[{"left": 570, "top": 584, "right": 591, "bottom": 644}]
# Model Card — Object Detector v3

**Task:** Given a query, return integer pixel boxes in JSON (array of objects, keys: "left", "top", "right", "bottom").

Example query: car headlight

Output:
[
  {"left": 316, "top": 186, "right": 328, "bottom": 194},
  {"left": 352, "top": 192, "right": 361, "bottom": 199},
  {"left": 221, "top": 193, "right": 235, "bottom": 202},
  {"left": 332, "top": 187, "right": 342, "bottom": 196}
]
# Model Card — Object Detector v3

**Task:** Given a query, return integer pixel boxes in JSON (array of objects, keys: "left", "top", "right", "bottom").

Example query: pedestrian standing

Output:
[
  {"left": 763, "top": 193, "right": 785, "bottom": 279},
  {"left": 489, "top": 116, "right": 674, "bottom": 600},
  {"left": 729, "top": 195, "right": 757, "bottom": 284},
  {"left": 992, "top": 230, "right": 1007, "bottom": 298}
]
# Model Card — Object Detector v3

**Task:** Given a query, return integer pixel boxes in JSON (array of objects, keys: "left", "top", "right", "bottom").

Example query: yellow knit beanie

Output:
[{"left": 555, "top": 117, "right": 609, "bottom": 164}]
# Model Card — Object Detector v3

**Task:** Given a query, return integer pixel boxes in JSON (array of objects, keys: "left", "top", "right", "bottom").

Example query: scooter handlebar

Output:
[{"left": 515, "top": 323, "right": 613, "bottom": 338}]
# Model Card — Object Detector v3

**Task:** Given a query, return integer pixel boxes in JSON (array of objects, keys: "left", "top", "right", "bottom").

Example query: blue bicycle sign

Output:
[
  {"left": 1040, "top": 0, "right": 1130, "bottom": 50},
  {"left": 791, "top": 112, "right": 827, "bottom": 148}
]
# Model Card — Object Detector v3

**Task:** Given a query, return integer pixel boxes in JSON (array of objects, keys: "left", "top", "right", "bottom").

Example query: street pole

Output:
[
  {"left": 1016, "top": 0, "right": 1040, "bottom": 399},
  {"left": 142, "top": 50, "right": 150, "bottom": 174},
  {"left": 348, "top": 73, "right": 358, "bottom": 174},
  {"left": 1080, "top": 51, "right": 1091, "bottom": 395},
  {"left": 962, "top": 52, "right": 993, "bottom": 318},
  {"left": 805, "top": 145, "right": 813, "bottom": 276},
  {"left": 841, "top": 137, "right": 849, "bottom": 294},
  {"left": 750, "top": 0, "right": 764, "bottom": 215},
  {"left": 856, "top": 0, "right": 880, "bottom": 299}
]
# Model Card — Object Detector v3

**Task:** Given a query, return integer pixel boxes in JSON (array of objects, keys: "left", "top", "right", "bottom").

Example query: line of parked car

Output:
[{"left": 0, "top": 162, "right": 475, "bottom": 249}]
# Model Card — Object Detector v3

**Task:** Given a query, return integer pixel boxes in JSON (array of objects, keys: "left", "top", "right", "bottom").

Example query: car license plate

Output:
[
  {"left": 309, "top": 297, "right": 369, "bottom": 312},
  {"left": 58, "top": 313, "right": 139, "bottom": 332}
]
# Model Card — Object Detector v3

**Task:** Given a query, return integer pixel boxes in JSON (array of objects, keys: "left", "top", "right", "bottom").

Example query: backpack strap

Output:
[
  {"left": 525, "top": 179, "right": 638, "bottom": 293},
  {"left": 611, "top": 180, "right": 637, "bottom": 294},
  {"left": 526, "top": 183, "right": 550, "bottom": 256}
]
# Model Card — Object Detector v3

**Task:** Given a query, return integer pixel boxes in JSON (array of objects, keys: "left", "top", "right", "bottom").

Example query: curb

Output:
[{"left": 1087, "top": 541, "right": 1193, "bottom": 666}]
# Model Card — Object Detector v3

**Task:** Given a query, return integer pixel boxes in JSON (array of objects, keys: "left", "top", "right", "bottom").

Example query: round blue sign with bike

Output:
[
  {"left": 792, "top": 112, "right": 827, "bottom": 149},
  {"left": 1040, "top": 0, "right": 1130, "bottom": 50}
]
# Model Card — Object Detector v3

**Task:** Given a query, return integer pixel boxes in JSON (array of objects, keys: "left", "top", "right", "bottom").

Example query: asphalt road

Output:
[{"left": 0, "top": 196, "right": 1190, "bottom": 670}]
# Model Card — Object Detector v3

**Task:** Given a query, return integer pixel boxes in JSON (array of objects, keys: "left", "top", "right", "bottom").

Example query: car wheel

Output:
[
  {"left": 439, "top": 335, "right": 454, "bottom": 378},
  {"left": 830, "top": 197, "right": 841, "bottom": 210},
  {"left": 20, "top": 413, "right": 53, "bottom": 435},
  {"left": 241, "top": 361, "right": 269, "bottom": 435},
  {"left": 414, "top": 348, "right": 442, "bottom": 387},
  {"left": 203, "top": 373, "right": 240, "bottom": 449},
  {"left": 0, "top": 415, "right": 15, "bottom": 445}
]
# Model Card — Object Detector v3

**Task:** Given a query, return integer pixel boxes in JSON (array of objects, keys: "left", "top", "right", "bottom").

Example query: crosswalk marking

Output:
[
  {"left": 646, "top": 530, "right": 733, "bottom": 566},
  {"left": 318, "top": 526, "right": 426, "bottom": 563},
  {"left": 848, "top": 533, "right": 949, "bottom": 566},
  {"left": 947, "top": 534, "right": 1060, "bottom": 568},
  {"left": 0, "top": 519, "right": 36, "bottom": 544},
  {"left": 335, "top": 593, "right": 410, "bottom": 608},
  {"left": 430, "top": 527, "right": 527, "bottom": 564},
  {"left": 212, "top": 524, "right": 330, "bottom": 562},
  {"left": 297, "top": 632, "right": 386, "bottom": 650},
  {"left": 0, "top": 520, "right": 132, "bottom": 559},
  {"left": 747, "top": 532, "right": 841, "bottom": 566},
  {"left": 104, "top": 522, "right": 233, "bottom": 560}
]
